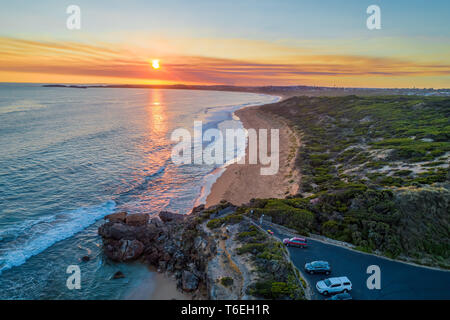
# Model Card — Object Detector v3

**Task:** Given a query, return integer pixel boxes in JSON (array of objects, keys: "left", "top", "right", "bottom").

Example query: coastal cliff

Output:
[
  {"left": 98, "top": 202, "right": 305, "bottom": 300},
  {"left": 99, "top": 205, "right": 215, "bottom": 298}
]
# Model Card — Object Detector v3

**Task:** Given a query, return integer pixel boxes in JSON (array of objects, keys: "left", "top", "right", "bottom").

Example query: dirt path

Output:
[{"left": 218, "top": 229, "right": 244, "bottom": 299}]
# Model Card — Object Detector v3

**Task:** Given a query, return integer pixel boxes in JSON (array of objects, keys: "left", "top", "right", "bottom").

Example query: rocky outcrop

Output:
[
  {"left": 181, "top": 270, "right": 199, "bottom": 292},
  {"left": 125, "top": 213, "right": 149, "bottom": 226},
  {"left": 105, "top": 211, "right": 127, "bottom": 223},
  {"left": 159, "top": 211, "right": 185, "bottom": 223},
  {"left": 103, "top": 239, "right": 144, "bottom": 261},
  {"left": 98, "top": 206, "right": 216, "bottom": 296}
]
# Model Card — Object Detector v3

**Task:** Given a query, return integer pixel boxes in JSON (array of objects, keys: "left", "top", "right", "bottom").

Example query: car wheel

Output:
[
  {"left": 309, "top": 270, "right": 314, "bottom": 275},
  {"left": 323, "top": 291, "right": 329, "bottom": 296},
  {"left": 325, "top": 271, "right": 330, "bottom": 275},
  {"left": 343, "top": 289, "right": 348, "bottom": 293}
]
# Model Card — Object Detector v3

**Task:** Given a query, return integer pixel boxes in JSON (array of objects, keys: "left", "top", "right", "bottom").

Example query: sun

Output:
[{"left": 151, "top": 59, "right": 160, "bottom": 69}]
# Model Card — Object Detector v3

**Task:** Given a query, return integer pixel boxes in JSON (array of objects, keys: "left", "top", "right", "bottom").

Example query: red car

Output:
[{"left": 283, "top": 237, "right": 307, "bottom": 248}]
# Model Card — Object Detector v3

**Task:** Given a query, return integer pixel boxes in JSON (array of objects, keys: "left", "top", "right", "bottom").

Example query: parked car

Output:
[
  {"left": 316, "top": 277, "right": 352, "bottom": 296},
  {"left": 304, "top": 261, "right": 331, "bottom": 275},
  {"left": 327, "top": 292, "right": 352, "bottom": 300},
  {"left": 283, "top": 237, "right": 307, "bottom": 248}
]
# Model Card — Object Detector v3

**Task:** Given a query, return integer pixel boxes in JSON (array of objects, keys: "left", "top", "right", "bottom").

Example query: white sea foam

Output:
[
  {"left": 0, "top": 200, "right": 116, "bottom": 274},
  {"left": 193, "top": 95, "right": 281, "bottom": 207}
]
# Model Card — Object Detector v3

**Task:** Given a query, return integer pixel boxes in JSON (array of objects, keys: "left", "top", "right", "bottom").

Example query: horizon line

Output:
[{"left": 1, "top": 81, "right": 449, "bottom": 91}]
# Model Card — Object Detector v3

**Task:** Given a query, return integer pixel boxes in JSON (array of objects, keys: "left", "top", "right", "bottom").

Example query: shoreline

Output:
[
  {"left": 193, "top": 94, "right": 283, "bottom": 208},
  {"left": 124, "top": 93, "right": 298, "bottom": 300},
  {"left": 125, "top": 267, "right": 192, "bottom": 300},
  {"left": 205, "top": 97, "right": 301, "bottom": 207}
]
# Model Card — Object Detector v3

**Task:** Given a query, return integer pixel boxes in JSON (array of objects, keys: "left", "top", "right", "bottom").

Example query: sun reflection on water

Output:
[
  {"left": 147, "top": 89, "right": 167, "bottom": 135},
  {"left": 131, "top": 89, "right": 172, "bottom": 211}
]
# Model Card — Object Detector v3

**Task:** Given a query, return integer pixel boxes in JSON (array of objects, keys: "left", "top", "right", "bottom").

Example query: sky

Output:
[{"left": 0, "top": 0, "right": 449, "bottom": 88}]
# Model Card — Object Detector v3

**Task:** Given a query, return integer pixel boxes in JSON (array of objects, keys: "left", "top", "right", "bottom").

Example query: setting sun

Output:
[{"left": 152, "top": 59, "right": 160, "bottom": 69}]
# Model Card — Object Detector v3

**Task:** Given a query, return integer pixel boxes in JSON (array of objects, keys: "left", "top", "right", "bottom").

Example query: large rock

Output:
[
  {"left": 134, "top": 224, "right": 160, "bottom": 243},
  {"left": 159, "top": 211, "right": 185, "bottom": 223},
  {"left": 149, "top": 216, "right": 164, "bottom": 228},
  {"left": 105, "top": 211, "right": 127, "bottom": 223},
  {"left": 181, "top": 270, "right": 199, "bottom": 292},
  {"left": 125, "top": 213, "right": 149, "bottom": 226},
  {"left": 104, "top": 242, "right": 122, "bottom": 261},
  {"left": 120, "top": 239, "right": 145, "bottom": 261},
  {"left": 104, "top": 239, "right": 144, "bottom": 261},
  {"left": 146, "top": 247, "right": 163, "bottom": 265},
  {"left": 99, "top": 222, "right": 137, "bottom": 240},
  {"left": 98, "top": 205, "right": 216, "bottom": 296},
  {"left": 191, "top": 205, "right": 205, "bottom": 215}
]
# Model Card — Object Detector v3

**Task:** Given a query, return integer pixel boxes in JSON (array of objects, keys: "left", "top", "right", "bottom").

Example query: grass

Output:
[
  {"left": 240, "top": 95, "right": 450, "bottom": 268},
  {"left": 206, "top": 212, "right": 243, "bottom": 229},
  {"left": 234, "top": 223, "right": 305, "bottom": 300}
]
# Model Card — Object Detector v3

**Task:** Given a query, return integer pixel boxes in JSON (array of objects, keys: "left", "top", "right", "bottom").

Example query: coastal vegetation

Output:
[
  {"left": 98, "top": 202, "right": 306, "bottom": 300},
  {"left": 97, "top": 95, "right": 449, "bottom": 301},
  {"left": 219, "top": 276, "right": 234, "bottom": 287},
  {"left": 206, "top": 210, "right": 305, "bottom": 299},
  {"left": 235, "top": 224, "right": 305, "bottom": 299},
  {"left": 245, "top": 96, "right": 450, "bottom": 268}
]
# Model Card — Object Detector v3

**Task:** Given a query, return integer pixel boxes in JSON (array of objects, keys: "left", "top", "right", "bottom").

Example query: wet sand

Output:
[{"left": 126, "top": 270, "right": 191, "bottom": 300}]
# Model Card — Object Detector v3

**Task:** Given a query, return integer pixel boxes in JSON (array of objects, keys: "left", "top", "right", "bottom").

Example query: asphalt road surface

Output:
[{"left": 262, "top": 222, "right": 450, "bottom": 300}]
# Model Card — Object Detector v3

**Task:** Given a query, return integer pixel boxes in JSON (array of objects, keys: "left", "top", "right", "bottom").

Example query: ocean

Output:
[{"left": 0, "top": 84, "right": 278, "bottom": 299}]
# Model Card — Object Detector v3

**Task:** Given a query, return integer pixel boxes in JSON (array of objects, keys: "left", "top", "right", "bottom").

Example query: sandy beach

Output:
[
  {"left": 206, "top": 102, "right": 300, "bottom": 207},
  {"left": 126, "top": 269, "right": 192, "bottom": 300}
]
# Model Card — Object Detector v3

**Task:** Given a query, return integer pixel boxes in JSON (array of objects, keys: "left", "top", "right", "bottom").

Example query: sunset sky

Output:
[{"left": 1, "top": 0, "right": 449, "bottom": 88}]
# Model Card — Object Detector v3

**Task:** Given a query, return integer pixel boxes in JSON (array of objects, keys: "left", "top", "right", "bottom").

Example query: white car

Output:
[{"left": 316, "top": 277, "right": 352, "bottom": 296}]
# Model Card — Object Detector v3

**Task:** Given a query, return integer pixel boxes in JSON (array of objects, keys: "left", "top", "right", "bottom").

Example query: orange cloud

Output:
[{"left": 1, "top": 37, "right": 449, "bottom": 88}]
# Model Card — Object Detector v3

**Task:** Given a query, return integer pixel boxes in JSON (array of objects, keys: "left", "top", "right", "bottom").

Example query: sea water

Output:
[{"left": 0, "top": 84, "right": 277, "bottom": 299}]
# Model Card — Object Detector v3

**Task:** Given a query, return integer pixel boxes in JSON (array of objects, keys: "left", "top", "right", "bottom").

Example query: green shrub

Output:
[
  {"left": 207, "top": 219, "right": 222, "bottom": 229},
  {"left": 237, "top": 243, "right": 266, "bottom": 255},
  {"left": 248, "top": 95, "right": 450, "bottom": 267},
  {"left": 220, "top": 277, "right": 234, "bottom": 287}
]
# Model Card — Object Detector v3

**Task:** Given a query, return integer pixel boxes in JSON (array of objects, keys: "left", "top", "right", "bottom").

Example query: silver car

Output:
[{"left": 316, "top": 277, "right": 352, "bottom": 296}]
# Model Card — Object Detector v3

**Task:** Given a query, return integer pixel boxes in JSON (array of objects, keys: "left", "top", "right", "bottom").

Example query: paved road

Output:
[{"left": 262, "top": 222, "right": 450, "bottom": 300}]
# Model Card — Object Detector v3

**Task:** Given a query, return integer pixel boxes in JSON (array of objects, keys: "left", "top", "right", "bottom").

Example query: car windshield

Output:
[
  {"left": 311, "top": 262, "right": 320, "bottom": 267},
  {"left": 324, "top": 279, "right": 331, "bottom": 286}
]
